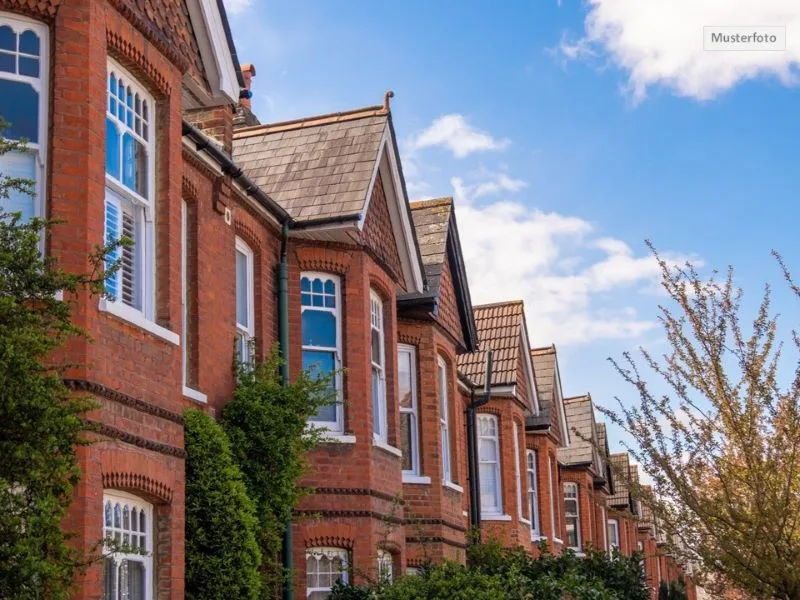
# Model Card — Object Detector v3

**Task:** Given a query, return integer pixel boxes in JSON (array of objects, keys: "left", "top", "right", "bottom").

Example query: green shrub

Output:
[{"left": 184, "top": 408, "right": 261, "bottom": 600}]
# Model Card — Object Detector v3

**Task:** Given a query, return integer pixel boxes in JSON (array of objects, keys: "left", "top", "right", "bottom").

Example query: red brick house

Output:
[
  {"left": 526, "top": 345, "right": 571, "bottom": 553},
  {"left": 457, "top": 301, "right": 542, "bottom": 550},
  {"left": 607, "top": 452, "right": 639, "bottom": 557},
  {"left": 397, "top": 197, "right": 478, "bottom": 567},
  {"left": 558, "top": 394, "right": 611, "bottom": 555}
]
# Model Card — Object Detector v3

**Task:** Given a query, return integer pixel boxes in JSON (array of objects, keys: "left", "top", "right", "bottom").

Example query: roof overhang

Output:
[
  {"left": 185, "top": 0, "right": 241, "bottom": 105},
  {"left": 553, "top": 356, "right": 571, "bottom": 445},
  {"left": 358, "top": 126, "right": 424, "bottom": 294},
  {"left": 446, "top": 208, "right": 478, "bottom": 352},
  {"left": 519, "top": 319, "right": 541, "bottom": 416}
]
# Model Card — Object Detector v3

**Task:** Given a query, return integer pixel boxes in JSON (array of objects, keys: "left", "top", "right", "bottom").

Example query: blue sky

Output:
[{"left": 224, "top": 0, "right": 800, "bottom": 455}]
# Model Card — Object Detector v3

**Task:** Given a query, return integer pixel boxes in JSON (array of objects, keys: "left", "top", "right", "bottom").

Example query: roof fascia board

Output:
[
  {"left": 446, "top": 209, "right": 479, "bottom": 352},
  {"left": 519, "top": 319, "right": 541, "bottom": 416},
  {"left": 185, "top": 0, "right": 239, "bottom": 104},
  {"left": 554, "top": 358, "right": 571, "bottom": 445}
]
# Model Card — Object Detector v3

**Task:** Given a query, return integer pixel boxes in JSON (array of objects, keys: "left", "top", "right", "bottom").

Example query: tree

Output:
[
  {"left": 221, "top": 347, "right": 334, "bottom": 593},
  {"left": 0, "top": 121, "right": 117, "bottom": 598},
  {"left": 602, "top": 246, "right": 800, "bottom": 600},
  {"left": 183, "top": 408, "right": 262, "bottom": 600}
]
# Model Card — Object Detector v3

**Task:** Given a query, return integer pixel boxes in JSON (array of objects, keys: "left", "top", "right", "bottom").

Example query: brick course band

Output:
[
  {"left": 404, "top": 517, "right": 468, "bottom": 533},
  {"left": 303, "top": 536, "right": 354, "bottom": 550},
  {"left": 65, "top": 379, "right": 184, "bottom": 424},
  {"left": 102, "top": 471, "right": 174, "bottom": 504},
  {"left": 305, "top": 487, "right": 404, "bottom": 504},
  {"left": 295, "top": 509, "right": 404, "bottom": 525},
  {"left": 406, "top": 536, "right": 467, "bottom": 550},
  {"left": 87, "top": 420, "right": 186, "bottom": 458}
]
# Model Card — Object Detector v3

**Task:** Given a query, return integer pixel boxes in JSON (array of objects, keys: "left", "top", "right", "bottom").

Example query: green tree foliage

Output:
[
  {"left": 221, "top": 347, "right": 334, "bottom": 590},
  {"left": 659, "top": 579, "right": 688, "bottom": 600},
  {"left": 330, "top": 541, "right": 650, "bottom": 600},
  {"left": 183, "top": 408, "right": 262, "bottom": 600},
  {"left": 0, "top": 122, "right": 119, "bottom": 599},
  {"left": 602, "top": 247, "right": 800, "bottom": 599}
]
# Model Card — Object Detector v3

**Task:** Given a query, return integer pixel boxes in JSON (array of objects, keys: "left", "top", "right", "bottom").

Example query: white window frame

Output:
[
  {"left": 0, "top": 13, "right": 49, "bottom": 225},
  {"left": 478, "top": 413, "right": 502, "bottom": 516},
  {"left": 301, "top": 272, "right": 343, "bottom": 433},
  {"left": 438, "top": 356, "right": 452, "bottom": 485},
  {"left": 398, "top": 344, "right": 421, "bottom": 478},
  {"left": 601, "top": 507, "right": 608, "bottom": 552},
  {"left": 306, "top": 547, "right": 348, "bottom": 597},
  {"left": 102, "top": 490, "right": 154, "bottom": 600},
  {"left": 235, "top": 237, "right": 255, "bottom": 365},
  {"left": 103, "top": 59, "right": 156, "bottom": 320},
  {"left": 564, "top": 482, "right": 581, "bottom": 551},
  {"left": 370, "top": 290, "right": 387, "bottom": 443},
  {"left": 527, "top": 449, "right": 541, "bottom": 539},
  {"left": 608, "top": 518, "right": 620, "bottom": 555},
  {"left": 513, "top": 421, "right": 523, "bottom": 522},
  {"left": 377, "top": 549, "right": 393, "bottom": 582},
  {"left": 548, "top": 457, "right": 557, "bottom": 541},
  {"left": 181, "top": 202, "right": 205, "bottom": 402}
]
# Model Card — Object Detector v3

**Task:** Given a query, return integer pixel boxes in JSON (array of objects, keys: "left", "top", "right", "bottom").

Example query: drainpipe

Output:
[
  {"left": 467, "top": 350, "right": 492, "bottom": 540},
  {"left": 278, "top": 221, "right": 293, "bottom": 600}
]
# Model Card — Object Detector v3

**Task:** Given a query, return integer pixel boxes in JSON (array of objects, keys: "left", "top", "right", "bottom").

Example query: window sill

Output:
[
  {"left": 98, "top": 298, "right": 179, "bottom": 345},
  {"left": 532, "top": 534, "right": 548, "bottom": 542},
  {"left": 481, "top": 513, "right": 512, "bottom": 521},
  {"left": 183, "top": 386, "right": 207, "bottom": 404},
  {"left": 373, "top": 439, "right": 402, "bottom": 457},
  {"left": 315, "top": 430, "right": 357, "bottom": 444},
  {"left": 573, "top": 551, "right": 586, "bottom": 558},
  {"left": 442, "top": 481, "right": 463, "bottom": 494},
  {"left": 402, "top": 474, "right": 432, "bottom": 485},
  {"left": 552, "top": 537, "right": 564, "bottom": 545},
  {"left": 520, "top": 517, "right": 531, "bottom": 526}
]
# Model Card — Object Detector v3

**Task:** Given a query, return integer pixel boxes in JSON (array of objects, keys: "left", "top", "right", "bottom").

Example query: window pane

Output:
[
  {"left": 301, "top": 277, "right": 311, "bottom": 292},
  {"left": 302, "top": 310, "right": 336, "bottom": 347},
  {"left": 18, "top": 56, "right": 38, "bottom": 77},
  {"left": 0, "top": 151, "right": 35, "bottom": 221},
  {"left": 371, "top": 329, "right": 381, "bottom": 364},
  {"left": 105, "top": 118, "right": 120, "bottom": 179},
  {"left": 304, "top": 350, "right": 336, "bottom": 423},
  {"left": 372, "top": 367, "right": 381, "bottom": 436},
  {"left": 102, "top": 558, "right": 116, "bottom": 600},
  {"left": 0, "top": 79, "right": 39, "bottom": 142},
  {"left": 121, "top": 132, "right": 147, "bottom": 196},
  {"left": 400, "top": 413, "right": 413, "bottom": 471},
  {"left": 480, "top": 463, "right": 498, "bottom": 510},
  {"left": 121, "top": 560, "right": 145, "bottom": 600},
  {"left": 479, "top": 438, "right": 497, "bottom": 462},
  {"left": 0, "top": 51, "right": 13, "bottom": 73},
  {"left": 398, "top": 350, "right": 412, "bottom": 409},
  {"left": 0, "top": 26, "right": 15, "bottom": 51},
  {"left": 235, "top": 249, "right": 249, "bottom": 327},
  {"left": 19, "top": 31, "right": 40, "bottom": 56}
]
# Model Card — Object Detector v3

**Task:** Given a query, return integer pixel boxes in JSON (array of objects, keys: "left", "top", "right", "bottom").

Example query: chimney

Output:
[{"left": 240, "top": 63, "right": 256, "bottom": 110}]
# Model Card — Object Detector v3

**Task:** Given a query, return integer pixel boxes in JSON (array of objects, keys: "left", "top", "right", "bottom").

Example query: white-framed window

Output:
[
  {"left": 398, "top": 344, "right": 420, "bottom": 475},
  {"left": 0, "top": 14, "right": 48, "bottom": 224},
  {"left": 370, "top": 290, "right": 387, "bottom": 443},
  {"left": 478, "top": 413, "right": 501, "bottom": 515},
  {"left": 104, "top": 60, "right": 155, "bottom": 317},
  {"left": 608, "top": 518, "right": 620, "bottom": 554},
  {"left": 513, "top": 421, "right": 523, "bottom": 521},
  {"left": 526, "top": 449, "right": 540, "bottom": 538},
  {"left": 601, "top": 507, "right": 608, "bottom": 551},
  {"left": 102, "top": 491, "right": 153, "bottom": 600},
  {"left": 306, "top": 547, "right": 348, "bottom": 599},
  {"left": 235, "top": 237, "right": 255, "bottom": 365},
  {"left": 377, "top": 549, "right": 393, "bottom": 582},
  {"left": 564, "top": 482, "right": 581, "bottom": 550},
  {"left": 438, "top": 356, "right": 452, "bottom": 484},
  {"left": 301, "top": 273, "right": 342, "bottom": 432},
  {"left": 547, "top": 456, "right": 556, "bottom": 539},
  {"left": 656, "top": 550, "right": 662, "bottom": 582},
  {"left": 637, "top": 540, "right": 645, "bottom": 571}
]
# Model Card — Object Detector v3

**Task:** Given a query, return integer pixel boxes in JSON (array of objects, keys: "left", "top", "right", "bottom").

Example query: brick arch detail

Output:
[
  {"left": 304, "top": 536, "right": 355, "bottom": 551},
  {"left": 182, "top": 175, "right": 198, "bottom": 202},
  {"left": 295, "top": 247, "right": 353, "bottom": 276},
  {"left": 233, "top": 219, "right": 264, "bottom": 253},
  {"left": 398, "top": 333, "right": 421, "bottom": 346},
  {"left": 102, "top": 471, "right": 173, "bottom": 504},
  {"left": 106, "top": 29, "right": 172, "bottom": 98},
  {"left": 1, "top": 2, "right": 61, "bottom": 20}
]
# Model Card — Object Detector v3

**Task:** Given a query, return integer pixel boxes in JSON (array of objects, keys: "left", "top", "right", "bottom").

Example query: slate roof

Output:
[
  {"left": 558, "top": 395, "right": 596, "bottom": 466},
  {"left": 609, "top": 452, "right": 632, "bottom": 508},
  {"left": 408, "top": 198, "right": 452, "bottom": 296},
  {"left": 527, "top": 346, "right": 555, "bottom": 429},
  {"left": 596, "top": 423, "right": 609, "bottom": 458},
  {"left": 232, "top": 106, "right": 389, "bottom": 221},
  {"left": 457, "top": 301, "right": 525, "bottom": 388}
]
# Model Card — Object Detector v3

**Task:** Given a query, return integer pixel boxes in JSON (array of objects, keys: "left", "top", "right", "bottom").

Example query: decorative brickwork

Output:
[{"left": 361, "top": 174, "right": 404, "bottom": 285}]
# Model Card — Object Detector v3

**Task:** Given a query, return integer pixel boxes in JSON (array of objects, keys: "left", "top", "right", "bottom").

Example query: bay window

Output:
[
  {"left": 235, "top": 238, "right": 254, "bottom": 365},
  {"left": 398, "top": 344, "right": 420, "bottom": 476},
  {"left": 513, "top": 421, "right": 523, "bottom": 521},
  {"left": 306, "top": 547, "right": 348, "bottom": 599},
  {"left": 527, "top": 449, "right": 540, "bottom": 538},
  {"left": 608, "top": 518, "right": 620, "bottom": 554},
  {"left": 301, "top": 273, "right": 342, "bottom": 432},
  {"left": 0, "top": 14, "right": 48, "bottom": 222},
  {"left": 438, "top": 356, "right": 452, "bottom": 484},
  {"left": 564, "top": 482, "right": 581, "bottom": 550},
  {"left": 478, "top": 413, "right": 501, "bottom": 515},
  {"left": 370, "top": 290, "right": 387, "bottom": 443}
]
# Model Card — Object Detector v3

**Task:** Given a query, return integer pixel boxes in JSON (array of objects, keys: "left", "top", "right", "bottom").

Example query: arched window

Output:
[
  {"left": 301, "top": 273, "right": 342, "bottom": 432},
  {"left": 306, "top": 547, "right": 348, "bottom": 599},
  {"left": 377, "top": 549, "right": 393, "bottom": 582},
  {"left": 102, "top": 491, "right": 153, "bottom": 600},
  {"left": 478, "top": 413, "right": 501, "bottom": 515},
  {"left": 0, "top": 13, "right": 48, "bottom": 223},
  {"left": 526, "top": 449, "right": 540, "bottom": 538},
  {"left": 398, "top": 344, "right": 420, "bottom": 476}
]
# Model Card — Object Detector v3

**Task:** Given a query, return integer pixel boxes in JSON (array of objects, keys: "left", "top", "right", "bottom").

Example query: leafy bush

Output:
[
  {"left": 221, "top": 347, "right": 334, "bottom": 591},
  {"left": 331, "top": 541, "right": 650, "bottom": 600},
  {"left": 184, "top": 408, "right": 262, "bottom": 600}
]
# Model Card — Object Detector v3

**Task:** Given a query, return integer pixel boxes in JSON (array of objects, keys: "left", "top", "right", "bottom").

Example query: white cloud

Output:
[
  {"left": 564, "top": 0, "right": 800, "bottom": 101},
  {"left": 409, "top": 114, "right": 510, "bottom": 158},
  {"left": 223, "top": 0, "right": 252, "bottom": 15},
  {"left": 452, "top": 173, "right": 527, "bottom": 203},
  {"left": 452, "top": 179, "right": 694, "bottom": 345}
]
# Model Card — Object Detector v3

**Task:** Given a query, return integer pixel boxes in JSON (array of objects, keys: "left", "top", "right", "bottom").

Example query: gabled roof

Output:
[
  {"left": 398, "top": 197, "right": 478, "bottom": 352},
  {"left": 231, "top": 98, "right": 424, "bottom": 293},
  {"left": 185, "top": 0, "right": 242, "bottom": 103},
  {"left": 456, "top": 301, "right": 539, "bottom": 415},
  {"left": 526, "top": 345, "right": 570, "bottom": 445},
  {"left": 608, "top": 452, "right": 632, "bottom": 509},
  {"left": 596, "top": 422, "right": 614, "bottom": 494},
  {"left": 558, "top": 395, "right": 604, "bottom": 474}
]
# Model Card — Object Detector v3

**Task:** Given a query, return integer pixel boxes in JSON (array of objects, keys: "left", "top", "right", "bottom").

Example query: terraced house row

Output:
[{"left": 0, "top": 1, "right": 696, "bottom": 599}]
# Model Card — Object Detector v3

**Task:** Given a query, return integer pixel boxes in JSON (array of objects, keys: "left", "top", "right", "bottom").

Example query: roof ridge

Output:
[
  {"left": 233, "top": 104, "right": 388, "bottom": 138},
  {"left": 564, "top": 394, "right": 591, "bottom": 403},
  {"left": 530, "top": 344, "right": 556, "bottom": 356},
  {"left": 410, "top": 196, "right": 453, "bottom": 209},
  {"left": 473, "top": 299, "right": 524, "bottom": 310}
]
